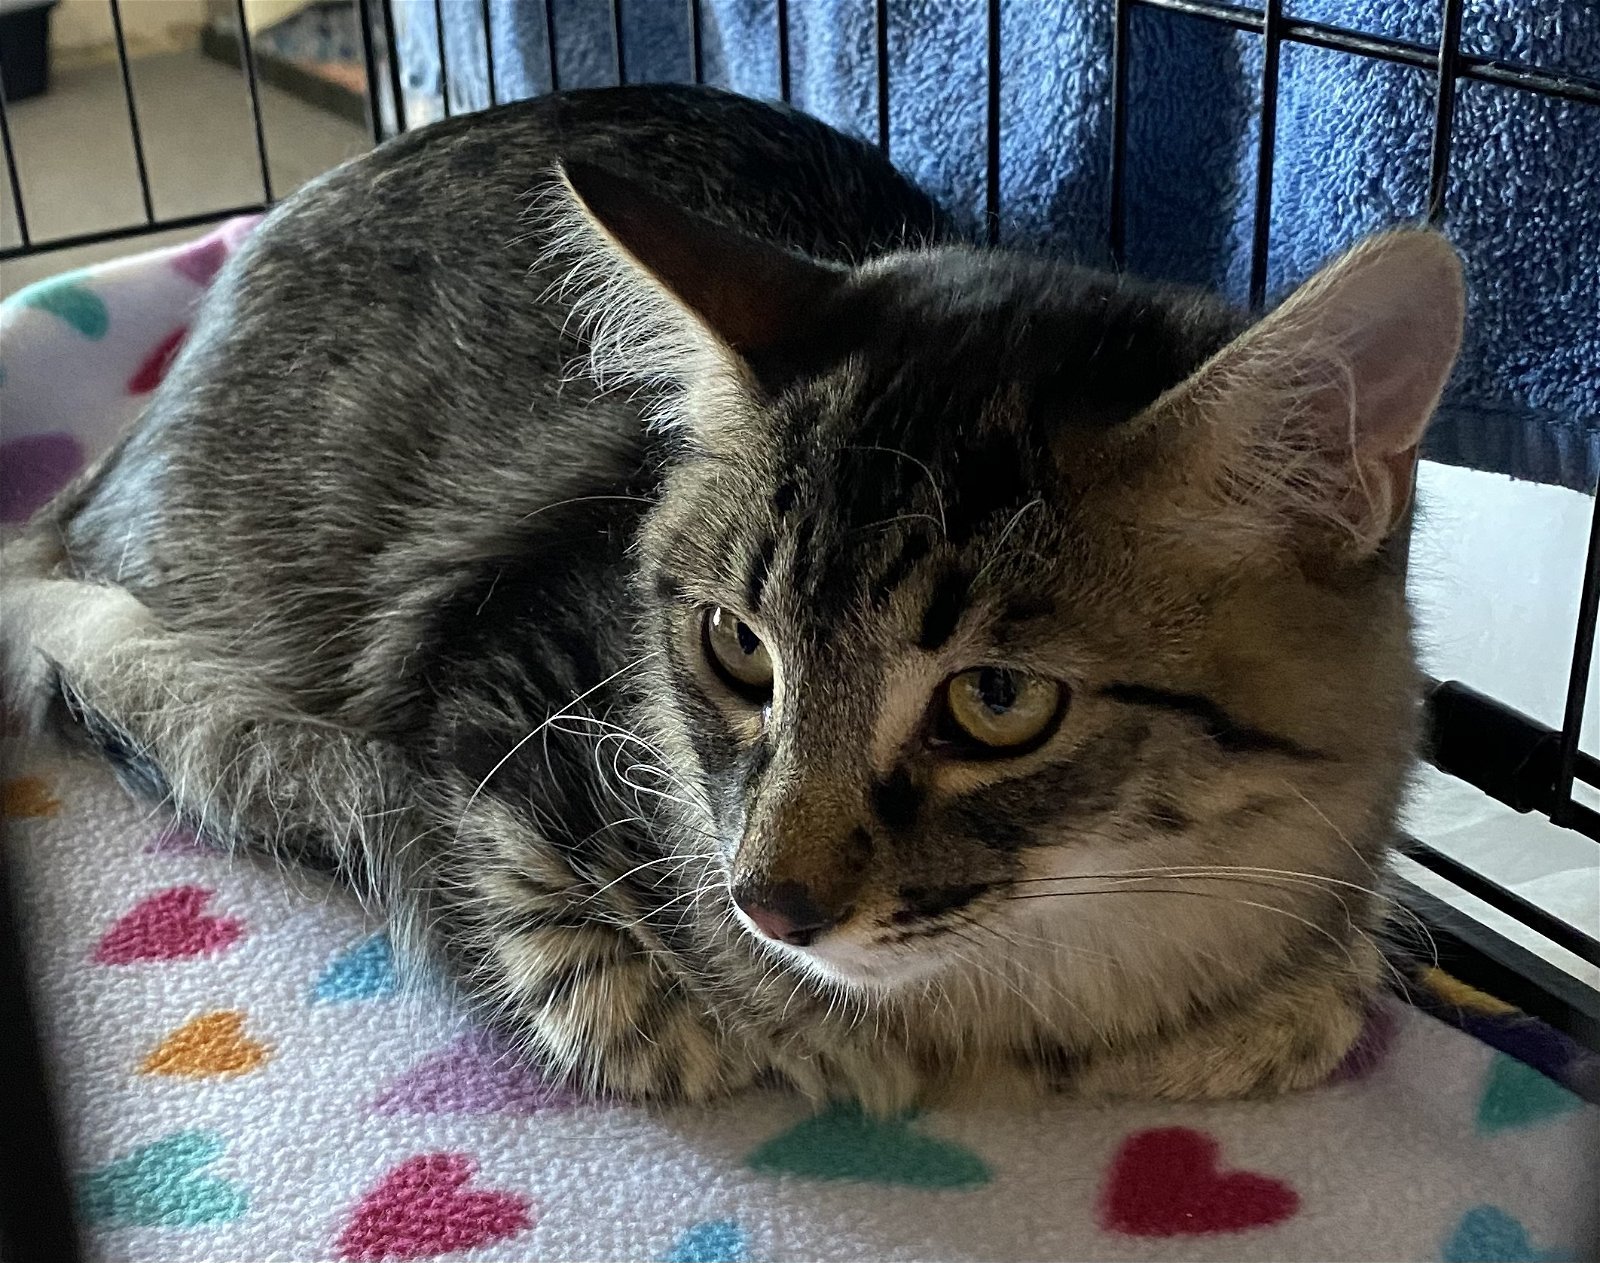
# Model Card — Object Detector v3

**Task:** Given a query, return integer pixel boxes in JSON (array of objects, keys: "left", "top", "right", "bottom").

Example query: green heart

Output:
[
  {"left": 1443, "top": 1205, "right": 1575, "bottom": 1262},
  {"left": 78, "top": 1130, "right": 247, "bottom": 1228},
  {"left": 746, "top": 1102, "right": 991, "bottom": 1189},
  {"left": 1477, "top": 1054, "right": 1582, "bottom": 1133},
  {"left": 16, "top": 274, "right": 109, "bottom": 339}
]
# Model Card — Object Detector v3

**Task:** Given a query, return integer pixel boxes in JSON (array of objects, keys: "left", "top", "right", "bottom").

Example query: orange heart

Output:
[
  {"left": 141, "top": 1010, "right": 271, "bottom": 1078},
  {"left": 2, "top": 775, "right": 60, "bottom": 819}
]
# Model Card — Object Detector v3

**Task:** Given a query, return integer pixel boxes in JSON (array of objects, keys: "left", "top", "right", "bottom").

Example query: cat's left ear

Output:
[
  {"left": 547, "top": 159, "right": 846, "bottom": 402},
  {"left": 1149, "top": 228, "right": 1464, "bottom": 557}
]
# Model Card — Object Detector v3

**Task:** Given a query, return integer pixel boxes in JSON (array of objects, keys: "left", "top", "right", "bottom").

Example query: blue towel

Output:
[
  {"left": 398, "top": 0, "right": 1599, "bottom": 491},
  {"left": 395, "top": 0, "right": 718, "bottom": 114},
  {"left": 1263, "top": 1, "right": 1600, "bottom": 491}
]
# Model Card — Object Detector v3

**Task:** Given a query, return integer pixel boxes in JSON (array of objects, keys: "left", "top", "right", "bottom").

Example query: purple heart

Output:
[
  {"left": 1328, "top": 1004, "right": 1398, "bottom": 1084},
  {"left": 0, "top": 433, "right": 85, "bottom": 523},
  {"left": 144, "top": 825, "right": 215, "bottom": 857},
  {"left": 373, "top": 1027, "right": 577, "bottom": 1116}
]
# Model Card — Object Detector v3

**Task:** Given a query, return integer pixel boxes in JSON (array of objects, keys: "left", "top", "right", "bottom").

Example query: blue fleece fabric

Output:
[{"left": 399, "top": 0, "right": 1599, "bottom": 490}]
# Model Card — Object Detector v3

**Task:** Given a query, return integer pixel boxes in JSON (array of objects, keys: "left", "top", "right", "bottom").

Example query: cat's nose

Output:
[{"left": 732, "top": 879, "right": 840, "bottom": 947}]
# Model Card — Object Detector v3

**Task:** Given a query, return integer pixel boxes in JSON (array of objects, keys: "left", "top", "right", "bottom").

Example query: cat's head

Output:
[{"left": 551, "top": 162, "right": 1463, "bottom": 994}]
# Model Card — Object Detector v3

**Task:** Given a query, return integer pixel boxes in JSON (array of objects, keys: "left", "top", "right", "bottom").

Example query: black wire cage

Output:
[{"left": 0, "top": 1, "right": 1597, "bottom": 1258}]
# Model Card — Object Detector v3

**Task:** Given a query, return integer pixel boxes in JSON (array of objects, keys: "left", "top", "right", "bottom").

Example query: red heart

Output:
[
  {"left": 126, "top": 325, "right": 188, "bottom": 395},
  {"left": 93, "top": 885, "right": 243, "bottom": 964},
  {"left": 1099, "top": 1127, "right": 1299, "bottom": 1237},
  {"left": 336, "top": 1153, "right": 534, "bottom": 1261}
]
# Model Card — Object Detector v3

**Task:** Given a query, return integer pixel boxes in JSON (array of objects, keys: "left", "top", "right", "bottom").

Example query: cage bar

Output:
[
  {"left": 1553, "top": 492, "right": 1600, "bottom": 827},
  {"left": 380, "top": 0, "right": 408, "bottom": 134},
  {"left": 1426, "top": 678, "right": 1600, "bottom": 840},
  {"left": 688, "top": 0, "right": 704, "bottom": 85},
  {"left": 229, "top": 0, "right": 275, "bottom": 203},
  {"left": 985, "top": 0, "right": 1001, "bottom": 247},
  {"left": 1427, "top": 0, "right": 1466, "bottom": 223},
  {"left": 611, "top": 0, "right": 627, "bottom": 85},
  {"left": 1132, "top": 0, "right": 1600, "bottom": 106},
  {"left": 356, "top": 0, "right": 385, "bottom": 142},
  {"left": 0, "top": 70, "right": 30, "bottom": 250},
  {"left": 1107, "top": 0, "right": 1131, "bottom": 265},
  {"left": 1405, "top": 840, "right": 1600, "bottom": 968},
  {"left": 1248, "top": 0, "right": 1285, "bottom": 307},
  {"left": 776, "top": 0, "right": 792, "bottom": 102},
  {"left": 0, "top": 205, "right": 270, "bottom": 263},
  {"left": 875, "top": 0, "right": 891, "bottom": 154},
  {"left": 543, "top": 0, "right": 561, "bottom": 94},
  {"left": 1394, "top": 876, "right": 1600, "bottom": 1046},
  {"left": 432, "top": 0, "right": 452, "bottom": 118},
  {"left": 108, "top": 0, "right": 156, "bottom": 223},
  {"left": 481, "top": 0, "right": 499, "bottom": 108}
]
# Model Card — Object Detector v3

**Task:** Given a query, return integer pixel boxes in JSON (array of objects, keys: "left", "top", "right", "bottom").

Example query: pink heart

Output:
[
  {"left": 1099, "top": 1127, "right": 1300, "bottom": 1237},
  {"left": 336, "top": 1153, "right": 534, "bottom": 1261},
  {"left": 374, "top": 1027, "right": 577, "bottom": 1117},
  {"left": 169, "top": 216, "right": 262, "bottom": 285},
  {"left": 93, "top": 885, "right": 243, "bottom": 964}
]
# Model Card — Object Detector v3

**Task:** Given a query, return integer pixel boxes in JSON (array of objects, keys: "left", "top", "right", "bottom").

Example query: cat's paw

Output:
[
  {"left": 1066, "top": 970, "right": 1370, "bottom": 1101},
  {"left": 494, "top": 932, "right": 747, "bottom": 1104},
  {"left": 1, "top": 572, "right": 157, "bottom": 744}
]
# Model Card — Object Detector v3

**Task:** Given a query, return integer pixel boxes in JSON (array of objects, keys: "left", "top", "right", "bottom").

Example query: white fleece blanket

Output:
[{"left": 3, "top": 224, "right": 1598, "bottom": 1263}]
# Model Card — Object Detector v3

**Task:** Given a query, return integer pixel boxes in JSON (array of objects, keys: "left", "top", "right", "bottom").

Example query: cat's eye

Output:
[
  {"left": 702, "top": 606, "right": 774, "bottom": 700},
  {"left": 937, "top": 667, "right": 1064, "bottom": 755}
]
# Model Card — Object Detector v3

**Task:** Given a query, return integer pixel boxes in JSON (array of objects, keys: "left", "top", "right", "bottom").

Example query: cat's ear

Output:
[
  {"left": 1148, "top": 228, "right": 1464, "bottom": 557},
  {"left": 548, "top": 159, "right": 845, "bottom": 397}
]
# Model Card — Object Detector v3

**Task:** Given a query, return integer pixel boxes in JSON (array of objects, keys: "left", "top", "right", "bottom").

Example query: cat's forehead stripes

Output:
[
  {"left": 870, "top": 531, "right": 932, "bottom": 608},
  {"left": 746, "top": 535, "right": 776, "bottom": 613},
  {"left": 916, "top": 567, "right": 972, "bottom": 652}
]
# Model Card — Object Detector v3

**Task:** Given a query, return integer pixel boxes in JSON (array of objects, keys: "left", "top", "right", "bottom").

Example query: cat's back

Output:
[{"left": 53, "top": 87, "right": 946, "bottom": 700}]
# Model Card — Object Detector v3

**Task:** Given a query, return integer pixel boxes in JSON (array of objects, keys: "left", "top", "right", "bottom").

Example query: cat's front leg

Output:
[
  {"left": 1063, "top": 945, "right": 1377, "bottom": 1101},
  {"left": 436, "top": 791, "right": 754, "bottom": 1104}
]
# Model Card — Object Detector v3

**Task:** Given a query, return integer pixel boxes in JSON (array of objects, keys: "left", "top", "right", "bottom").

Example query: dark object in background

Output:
[
  {"left": 0, "top": 0, "right": 59, "bottom": 101},
  {"left": 0, "top": 832, "right": 82, "bottom": 1263}
]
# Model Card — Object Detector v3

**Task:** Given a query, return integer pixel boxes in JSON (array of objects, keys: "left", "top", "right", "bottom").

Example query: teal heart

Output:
[
  {"left": 16, "top": 275, "right": 109, "bottom": 339},
  {"left": 313, "top": 931, "right": 396, "bottom": 1001},
  {"left": 746, "top": 1101, "right": 991, "bottom": 1188},
  {"left": 1442, "top": 1205, "right": 1573, "bottom": 1262},
  {"left": 664, "top": 1219, "right": 747, "bottom": 1263},
  {"left": 78, "top": 1130, "right": 247, "bottom": 1228},
  {"left": 1476, "top": 1055, "right": 1582, "bottom": 1133}
]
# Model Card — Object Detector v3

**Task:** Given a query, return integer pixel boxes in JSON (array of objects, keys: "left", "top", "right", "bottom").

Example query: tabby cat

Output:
[{"left": 1, "top": 85, "right": 1464, "bottom": 1110}]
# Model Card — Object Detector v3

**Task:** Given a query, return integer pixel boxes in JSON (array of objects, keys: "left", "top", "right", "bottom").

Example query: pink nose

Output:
[{"left": 732, "top": 880, "right": 838, "bottom": 947}]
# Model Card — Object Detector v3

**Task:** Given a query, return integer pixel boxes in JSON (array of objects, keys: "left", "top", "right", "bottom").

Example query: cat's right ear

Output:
[
  {"left": 546, "top": 160, "right": 845, "bottom": 406},
  {"left": 1137, "top": 228, "right": 1464, "bottom": 561}
]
